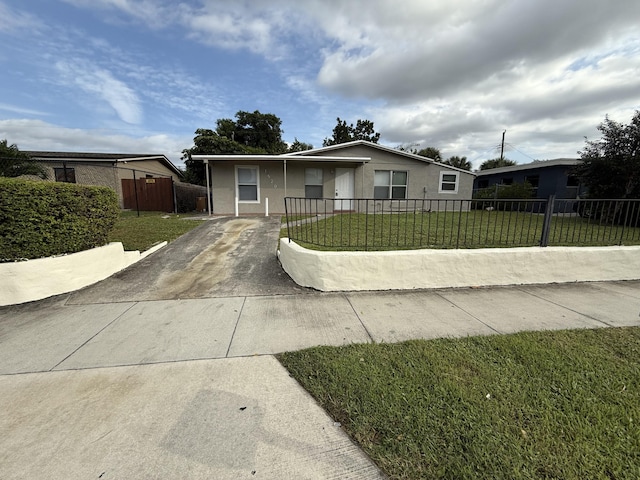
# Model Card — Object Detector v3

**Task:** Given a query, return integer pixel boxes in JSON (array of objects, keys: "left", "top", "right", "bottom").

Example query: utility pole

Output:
[{"left": 500, "top": 130, "right": 506, "bottom": 161}]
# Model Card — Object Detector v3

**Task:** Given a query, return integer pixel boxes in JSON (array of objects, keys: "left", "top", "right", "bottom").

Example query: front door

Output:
[{"left": 334, "top": 168, "right": 355, "bottom": 211}]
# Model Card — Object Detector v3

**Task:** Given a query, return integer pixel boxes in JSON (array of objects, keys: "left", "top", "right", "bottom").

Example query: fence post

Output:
[{"left": 540, "top": 194, "right": 555, "bottom": 247}]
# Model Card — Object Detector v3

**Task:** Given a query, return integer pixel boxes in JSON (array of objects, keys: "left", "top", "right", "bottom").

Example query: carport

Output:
[{"left": 190, "top": 153, "right": 370, "bottom": 216}]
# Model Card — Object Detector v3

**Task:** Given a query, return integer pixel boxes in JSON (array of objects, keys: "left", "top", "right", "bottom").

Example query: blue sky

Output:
[{"left": 1, "top": 0, "right": 639, "bottom": 169}]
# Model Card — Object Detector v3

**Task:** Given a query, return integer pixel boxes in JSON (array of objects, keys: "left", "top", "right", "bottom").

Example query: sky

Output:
[{"left": 1, "top": 0, "right": 639, "bottom": 170}]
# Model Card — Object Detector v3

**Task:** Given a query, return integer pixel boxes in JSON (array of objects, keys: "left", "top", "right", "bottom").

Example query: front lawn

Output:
[
  {"left": 278, "top": 327, "right": 640, "bottom": 479},
  {"left": 284, "top": 211, "right": 640, "bottom": 250},
  {"left": 108, "top": 211, "right": 203, "bottom": 251}
]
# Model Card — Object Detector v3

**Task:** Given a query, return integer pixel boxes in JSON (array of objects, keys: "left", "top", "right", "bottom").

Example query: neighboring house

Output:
[
  {"left": 192, "top": 140, "right": 475, "bottom": 215},
  {"left": 474, "top": 158, "right": 585, "bottom": 199},
  {"left": 25, "top": 151, "right": 182, "bottom": 210}
]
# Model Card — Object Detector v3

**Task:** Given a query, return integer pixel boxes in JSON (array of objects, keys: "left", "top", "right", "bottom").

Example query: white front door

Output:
[{"left": 334, "top": 168, "right": 355, "bottom": 211}]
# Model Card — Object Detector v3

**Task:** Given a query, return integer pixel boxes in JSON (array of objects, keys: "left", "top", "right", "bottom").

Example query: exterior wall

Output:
[
  {"left": 474, "top": 165, "right": 584, "bottom": 199},
  {"left": 41, "top": 162, "right": 120, "bottom": 192},
  {"left": 305, "top": 144, "right": 475, "bottom": 201},
  {"left": 210, "top": 161, "right": 286, "bottom": 215},
  {"left": 117, "top": 160, "right": 180, "bottom": 181},
  {"left": 208, "top": 144, "right": 475, "bottom": 215},
  {"left": 279, "top": 239, "right": 640, "bottom": 292}
]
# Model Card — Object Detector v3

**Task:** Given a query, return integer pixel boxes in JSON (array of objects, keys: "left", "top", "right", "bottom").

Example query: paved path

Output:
[
  {"left": 68, "top": 216, "right": 309, "bottom": 304},
  {"left": 1, "top": 222, "right": 639, "bottom": 479}
]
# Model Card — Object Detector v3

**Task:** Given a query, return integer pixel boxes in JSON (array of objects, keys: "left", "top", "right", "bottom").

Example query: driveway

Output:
[{"left": 68, "top": 216, "right": 309, "bottom": 304}]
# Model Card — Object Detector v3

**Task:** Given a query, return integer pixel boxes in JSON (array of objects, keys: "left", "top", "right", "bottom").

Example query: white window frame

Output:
[
  {"left": 439, "top": 171, "right": 459, "bottom": 194},
  {"left": 374, "top": 170, "right": 408, "bottom": 199},
  {"left": 235, "top": 165, "right": 260, "bottom": 203}
]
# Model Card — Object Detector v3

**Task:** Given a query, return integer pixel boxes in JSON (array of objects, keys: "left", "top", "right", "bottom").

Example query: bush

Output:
[
  {"left": 0, "top": 178, "right": 120, "bottom": 261},
  {"left": 473, "top": 182, "right": 535, "bottom": 211}
]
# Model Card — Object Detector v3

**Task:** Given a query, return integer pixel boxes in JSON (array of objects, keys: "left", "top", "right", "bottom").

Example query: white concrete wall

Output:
[
  {"left": 279, "top": 239, "right": 640, "bottom": 291},
  {"left": 0, "top": 242, "right": 166, "bottom": 306}
]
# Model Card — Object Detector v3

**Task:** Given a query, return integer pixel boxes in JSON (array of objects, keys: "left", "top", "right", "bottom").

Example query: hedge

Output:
[{"left": 0, "top": 178, "right": 120, "bottom": 262}]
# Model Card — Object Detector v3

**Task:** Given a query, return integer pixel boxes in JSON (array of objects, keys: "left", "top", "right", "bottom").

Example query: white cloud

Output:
[
  {"left": 0, "top": 1, "right": 42, "bottom": 33},
  {"left": 54, "top": 60, "right": 142, "bottom": 124},
  {"left": 0, "top": 119, "right": 189, "bottom": 164}
]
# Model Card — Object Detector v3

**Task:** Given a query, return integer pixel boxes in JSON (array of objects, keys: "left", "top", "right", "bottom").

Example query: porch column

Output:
[{"left": 204, "top": 159, "right": 212, "bottom": 216}]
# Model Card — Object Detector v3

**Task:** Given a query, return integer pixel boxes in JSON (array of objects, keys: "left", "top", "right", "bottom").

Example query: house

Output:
[
  {"left": 473, "top": 158, "right": 585, "bottom": 199},
  {"left": 25, "top": 151, "right": 182, "bottom": 211},
  {"left": 192, "top": 140, "right": 476, "bottom": 215}
]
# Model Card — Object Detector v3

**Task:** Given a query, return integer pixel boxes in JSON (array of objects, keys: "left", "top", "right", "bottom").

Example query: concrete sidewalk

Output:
[{"left": 1, "top": 281, "right": 639, "bottom": 479}]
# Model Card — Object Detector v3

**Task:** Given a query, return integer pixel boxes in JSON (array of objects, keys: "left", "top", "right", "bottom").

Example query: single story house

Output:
[
  {"left": 474, "top": 158, "right": 586, "bottom": 199},
  {"left": 192, "top": 140, "right": 476, "bottom": 215},
  {"left": 25, "top": 151, "right": 182, "bottom": 210}
]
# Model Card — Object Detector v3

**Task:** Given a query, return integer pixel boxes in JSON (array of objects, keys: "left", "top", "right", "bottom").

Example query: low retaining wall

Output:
[
  {"left": 0, "top": 242, "right": 166, "bottom": 306},
  {"left": 278, "top": 238, "right": 640, "bottom": 291}
]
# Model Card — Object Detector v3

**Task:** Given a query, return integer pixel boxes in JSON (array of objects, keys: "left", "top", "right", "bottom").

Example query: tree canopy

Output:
[
  {"left": 479, "top": 157, "right": 517, "bottom": 170},
  {"left": 288, "top": 138, "right": 313, "bottom": 152},
  {"left": 323, "top": 118, "right": 380, "bottom": 146},
  {"left": 182, "top": 110, "right": 289, "bottom": 185},
  {"left": 416, "top": 147, "right": 442, "bottom": 162},
  {"left": 574, "top": 111, "right": 640, "bottom": 199},
  {"left": 442, "top": 155, "right": 472, "bottom": 171},
  {"left": 0, "top": 140, "right": 46, "bottom": 178}
]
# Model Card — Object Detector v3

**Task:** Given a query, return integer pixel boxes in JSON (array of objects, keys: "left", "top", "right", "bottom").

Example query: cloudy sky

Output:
[{"left": 1, "top": 0, "right": 639, "bottom": 169}]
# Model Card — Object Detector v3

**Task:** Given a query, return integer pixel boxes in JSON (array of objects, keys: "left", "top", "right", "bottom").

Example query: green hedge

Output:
[{"left": 0, "top": 178, "right": 120, "bottom": 261}]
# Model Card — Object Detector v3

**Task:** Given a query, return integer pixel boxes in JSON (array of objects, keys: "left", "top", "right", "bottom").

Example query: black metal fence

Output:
[{"left": 284, "top": 197, "right": 640, "bottom": 250}]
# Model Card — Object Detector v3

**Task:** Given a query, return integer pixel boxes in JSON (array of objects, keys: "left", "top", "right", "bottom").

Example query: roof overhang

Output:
[{"left": 191, "top": 154, "right": 371, "bottom": 163}]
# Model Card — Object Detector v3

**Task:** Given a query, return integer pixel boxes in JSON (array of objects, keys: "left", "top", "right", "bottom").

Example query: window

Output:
[
  {"left": 374, "top": 170, "right": 407, "bottom": 199},
  {"left": 305, "top": 168, "right": 323, "bottom": 198},
  {"left": 477, "top": 179, "right": 489, "bottom": 189},
  {"left": 236, "top": 166, "right": 259, "bottom": 202},
  {"left": 439, "top": 171, "right": 459, "bottom": 193},
  {"left": 501, "top": 177, "right": 513, "bottom": 185},
  {"left": 525, "top": 175, "right": 539, "bottom": 195},
  {"left": 54, "top": 167, "right": 76, "bottom": 183}
]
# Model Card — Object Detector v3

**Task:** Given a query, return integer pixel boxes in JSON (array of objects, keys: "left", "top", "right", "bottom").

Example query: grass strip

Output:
[
  {"left": 278, "top": 327, "right": 640, "bottom": 479},
  {"left": 108, "top": 211, "right": 203, "bottom": 251}
]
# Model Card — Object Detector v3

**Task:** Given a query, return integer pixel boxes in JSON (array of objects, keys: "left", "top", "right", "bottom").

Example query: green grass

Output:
[
  {"left": 284, "top": 211, "right": 640, "bottom": 250},
  {"left": 278, "top": 327, "right": 640, "bottom": 479},
  {"left": 108, "top": 210, "right": 203, "bottom": 251}
]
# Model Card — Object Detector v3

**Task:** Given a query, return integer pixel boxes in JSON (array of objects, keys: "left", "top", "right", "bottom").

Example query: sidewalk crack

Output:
[{"left": 225, "top": 297, "right": 246, "bottom": 357}]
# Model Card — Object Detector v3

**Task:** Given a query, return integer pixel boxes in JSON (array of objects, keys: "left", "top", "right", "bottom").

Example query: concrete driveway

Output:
[{"left": 68, "top": 216, "right": 309, "bottom": 304}]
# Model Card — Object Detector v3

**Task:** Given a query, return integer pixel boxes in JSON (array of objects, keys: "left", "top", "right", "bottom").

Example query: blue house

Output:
[{"left": 474, "top": 158, "right": 586, "bottom": 199}]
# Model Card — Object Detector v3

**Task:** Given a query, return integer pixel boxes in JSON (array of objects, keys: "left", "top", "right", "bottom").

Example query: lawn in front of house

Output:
[
  {"left": 108, "top": 210, "right": 203, "bottom": 251},
  {"left": 284, "top": 211, "right": 640, "bottom": 250},
  {"left": 278, "top": 327, "right": 640, "bottom": 479}
]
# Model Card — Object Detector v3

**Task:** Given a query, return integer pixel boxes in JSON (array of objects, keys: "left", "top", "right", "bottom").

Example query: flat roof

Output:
[
  {"left": 475, "top": 158, "right": 579, "bottom": 176},
  {"left": 191, "top": 154, "right": 371, "bottom": 163}
]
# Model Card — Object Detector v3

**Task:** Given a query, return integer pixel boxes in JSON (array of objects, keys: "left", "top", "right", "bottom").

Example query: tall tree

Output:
[
  {"left": 323, "top": 117, "right": 381, "bottom": 146},
  {"left": 479, "top": 157, "right": 517, "bottom": 170},
  {"left": 416, "top": 147, "right": 442, "bottom": 162},
  {"left": 181, "top": 128, "right": 262, "bottom": 185},
  {"left": 442, "top": 155, "right": 472, "bottom": 171},
  {"left": 0, "top": 140, "right": 46, "bottom": 178},
  {"left": 233, "top": 110, "right": 287, "bottom": 153},
  {"left": 574, "top": 111, "right": 640, "bottom": 199},
  {"left": 182, "top": 110, "right": 290, "bottom": 185},
  {"left": 287, "top": 138, "right": 313, "bottom": 153}
]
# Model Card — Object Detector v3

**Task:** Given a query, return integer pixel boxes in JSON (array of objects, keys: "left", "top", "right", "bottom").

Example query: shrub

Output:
[{"left": 0, "top": 178, "right": 120, "bottom": 261}]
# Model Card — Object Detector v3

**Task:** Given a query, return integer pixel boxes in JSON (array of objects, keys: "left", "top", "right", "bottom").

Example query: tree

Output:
[
  {"left": 479, "top": 157, "right": 517, "bottom": 170},
  {"left": 442, "top": 155, "right": 472, "bottom": 171},
  {"left": 0, "top": 140, "right": 46, "bottom": 178},
  {"left": 181, "top": 110, "right": 290, "bottom": 185},
  {"left": 323, "top": 117, "right": 380, "bottom": 146},
  {"left": 287, "top": 138, "right": 313, "bottom": 153},
  {"left": 574, "top": 111, "right": 640, "bottom": 199},
  {"left": 416, "top": 147, "right": 442, "bottom": 162},
  {"left": 181, "top": 128, "right": 263, "bottom": 185},
  {"left": 233, "top": 110, "right": 287, "bottom": 154}
]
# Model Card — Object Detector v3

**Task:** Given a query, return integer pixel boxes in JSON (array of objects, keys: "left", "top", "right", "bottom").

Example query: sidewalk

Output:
[{"left": 1, "top": 281, "right": 639, "bottom": 478}]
